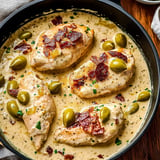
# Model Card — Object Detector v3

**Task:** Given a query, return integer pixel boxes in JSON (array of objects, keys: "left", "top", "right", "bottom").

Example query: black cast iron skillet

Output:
[{"left": 0, "top": 0, "right": 160, "bottom": 159}]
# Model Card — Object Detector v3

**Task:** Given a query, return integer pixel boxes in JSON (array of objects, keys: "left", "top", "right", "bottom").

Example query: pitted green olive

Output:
[
  {"left": 115, "top": 33, "right": 127, "bottom": 48},
  {"left": 19, "top": 31, "right": 32, "bottom": 40},
  {"left": 10, "top": 56, "right": 27, "bottom": 70},
  {"left": 63, "top": 108, "right": 75, "bottom": 127},
  {"left": 0, "top": 75, "right": 5, "bottom": 87},
  {"left": 48, "top": 81, "right": 61, "bottom": 94},
  {"left": 7, "top": 100, "right": 19, "bottom": 118},
  {"left": 102, "top": 41, "right": 115, "bottom": 51},
  {"left": 17, "top": 91, "right": 30, "bottom": 105},
  {"left": 100, "top": 107, "right": 110, "bottom": 123},
  {"left": 7, "top": 80, "right": 19, "bottom": 92},
  {"left": 126, "top": 102, "right": 139, "bottom": 114},
  {"left": 137, "top": 91, "right": 150, "bottom": 101},
  {"left": 110, "top": 58, "right": 127, "bottom": 72}
]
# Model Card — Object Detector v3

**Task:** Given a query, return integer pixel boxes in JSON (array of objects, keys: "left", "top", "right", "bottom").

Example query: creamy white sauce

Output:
[{"left": 0, "top": 11, "right": 150, "bottom": 160}]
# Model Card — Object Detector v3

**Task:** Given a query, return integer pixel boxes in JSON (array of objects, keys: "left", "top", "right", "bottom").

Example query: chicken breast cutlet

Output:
[
  {"left": 69, "top": 48, "right": 135, "bottom": 98},
  {"left": 19, "top": 73, "right": 56, "bottom": 150},
  {"left": 30, "top": 23, "right": 94, "bottom": 71},
  {"left": 54, "top": 103, "right": 124, "bottom": 146}
]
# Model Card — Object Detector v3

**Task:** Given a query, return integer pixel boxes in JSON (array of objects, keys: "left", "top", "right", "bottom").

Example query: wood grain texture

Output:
[{"left": 117, "top": 0, "right": 160, "bottom": 160}]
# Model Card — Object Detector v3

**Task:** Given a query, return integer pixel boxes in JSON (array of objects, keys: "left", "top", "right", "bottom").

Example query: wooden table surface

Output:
[{"left": 117, "top": 0, "right": 160, "bottom": 160}]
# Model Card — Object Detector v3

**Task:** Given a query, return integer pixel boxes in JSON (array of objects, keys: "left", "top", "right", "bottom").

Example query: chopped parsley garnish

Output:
[
  {"left": 131, "top": 45, "right": 133, "bottom": 48},
  {"left": 64, "top": 21, "right": 68, "bottom": 24},
  {"left": 69, "top": 93, "right": 72, "bottom": 96},
  {"left": 26, "top": 109, "right": 28, "bottom": 112},
  {"left": 34, "top": 151, "right": 37, "bottom": 154},
  {"left": 6, "top": 47, "right": 10, "bottom": 53},
  {"left": 30, "top": 137, "right": 33, "bottom": 141},
  {"left": 132, "top": 100, "right": 137, "bottom": 103},
  {"left": 17, "top": 110, "right": 23, "bottom": 116},
  {"left": 94, "top": 106, "right": 100, "bottom": 111},
  {"left": 73, "top": 12, "right": 77, "bottom": 15},
  {"left": 35, "top": 47, "right": 38, "bottom": 49},
  {"left": 100, "top": 104, "right": 104, "bottom": 107},
  {"left": 3, "top": 90, "right": 6, "bottom": 94},
  {"left": 80, "top": 24, "right": 84, "bottom": 26},
  {"left": 31, "top": 40, "right": 35, "bottom": 44},
  {"left": 54, "top": 149, "right": 58, "bottom": 154},
  {"left": 126, "top": 140, "right": 129, "bottom": 143},
  {"left": 64, "top": 94, "right": 67, "bottom": 97},
  {"left": 35, "top": 121, "right": 41, "bottom": 130},
  {"left": 62, "top": 148, "right": 65, "bottom": 155},
  {"left": 20, "top": 75, "right": 24, "bottom": 78},
  {"left": 123, "top": 105, "right": 126, "bottom": 108},
  {"left": 37, "top": 84, "right": 40, "bottom": 88},
  {"left": 115, "top": 138, "right": 122, "bottom": 145},
  {"left": 70, "top": 16, "right": 74, "bottom": 19},
  {"left": 145, "top": 88, "right": 151, "bottom": 92},
  {"left": 114, "top": 105, "right": 117, "bottom": 108},
  {"left": 139, "top": 117, "right": 142, "bottom": 120},
  {"left": 89, "top": 84, "right": 93, "bottom": 87},
  {"left": 93, "top": 89, "right": 97, "bottom": 94},
  {"left": 111, "top": 123, "right": 114, "bottom": 126},
  {"left": 92, "top": 80, "right": 96, "bottom": 85},
  {"left": 85, "top": 26, "right": 91, "bottom": 33},
  {"left": 105, "top": 17, "right": 109, "bottom": 21},
  {"left": 37, "top": 51, "right": 40, "bottom": 53},
  {"left": 34, "top": 93, "right": 36, "bottom": 96}
]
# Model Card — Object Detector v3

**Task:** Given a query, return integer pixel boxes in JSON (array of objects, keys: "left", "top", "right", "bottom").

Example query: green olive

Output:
[
  {"left": 137, "top": 91, "right": 150, "bottom": 101},
  {"left": 102, "top": 41, "right": 115, "bottom": 51},
  {"left": 0, "top": 75, "right": 5, "bottom": 87},
  {"left": 110, "top": 58, "right": 127, "bottom": 72},
  {"left": 17, "top": 91, "right": 30, "bottom": 105},
  {"left": 48, "top": 81, "right": 61, "bottom": 94},
  {"left": 7, "top": 100, "right": 19, "bottom": 118},
  {"left": 7, "top": 80, "right": 19, "bottom": 94},
  {"left": 19, "top": 31, "right": 32, "bottom": 40},
  {"left": 115, "top": 33, "right": 127, "bottom": 48},
  {"left": 126, "top": 102, "right": 139, "bottom": 114},
  {"left": 100, "top": 107, "right": 110, "bottom": 123},
  {"left": 63, "top": 108, "right": 75, "bottom": 127},
  {"left": 10, "top": 56, "right": 27, "bottom": 70}
]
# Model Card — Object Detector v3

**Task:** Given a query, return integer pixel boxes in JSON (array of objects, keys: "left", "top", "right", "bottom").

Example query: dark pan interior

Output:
[{"left": 0, "top": 0, "right": 159, "bottom": 159}]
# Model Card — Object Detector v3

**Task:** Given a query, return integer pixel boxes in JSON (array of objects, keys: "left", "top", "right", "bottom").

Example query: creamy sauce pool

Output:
[{"left": 0, "top": 11, "right": 150, "bottom": 160}]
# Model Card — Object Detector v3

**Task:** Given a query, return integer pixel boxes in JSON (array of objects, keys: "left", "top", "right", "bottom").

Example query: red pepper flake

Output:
[
  {"left": 14, "top": 40, "right": 32, "bottom": 54},
  {"left": 115, "top": 93, "right": 125, "bottom": 102},
  {"left": 97, "top": 154, "right": 104, "bottom": 159},
  {"left": 10, "top": 120, "right": 16, "bottom": 125},
  {"left": 108, "top": 51, "right": 127, "bottom": 63},
  {"left": 64, "top": 154, "right": 74, "bottom": 160},
  {"left": 51, "top": 16, "right": 62, "bottom": 25},
  {"left": 73, "top": 76, "right": 87, "bottom": 89},
  {"left": 8, "top": 76, "right": 15, "bottom": 81},
  {"left": 8, "top": 89, "right": 18, "bottom": 97},
  {"left": 46, "top": 146, "right": 53, "bottom": 156}
]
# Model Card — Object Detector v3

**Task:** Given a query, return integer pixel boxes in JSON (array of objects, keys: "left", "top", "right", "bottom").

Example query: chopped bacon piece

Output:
[
  {"left": 60, "top": 41, "right": 72, "bottom": 49},
  {"left": 46, "top": 146, "right": 53, "bottom": 156},
  {"left": 54, "top": 29, "right": 66, "bottom": 42},
  {"left": 115, "top": 93, "right": 125, "bottom": 102},
  {"left": 8, "top": 89, "right": 18, "bottom": 97},
  {"left": 95, "top": 63, "right": 108, "bottom": 81},
  {"left": 51, "top": 16, "right": 62, "bottom": 25},
  {"left": 73, "top": 76, "right": 87, "bottom": 89},
  {"left": 8, "top": 76, "right": 15, "bottom": 81},
  {"left": 67, "top": 31, "right": 82, "bottom": 42},
  {"left": 14, "top": 40, "right": 32, "bottom": 54},
  {"left": 90, "top": 53, "right": 107, "bottom": 65},
  {"left": 70, "top": 23, "right": 77, "bottom": 29},
  {"left": 97, "top": 154, "right": 104, "bottom": 159},
  {"left": 108, "top": 51, "right": 127, "bottom": 63},
  {"left": 64, "top": 154, "right": 74, "bottom": 160},
  {"left": 88, "top": 70, "right": 96, "bottom": 79},
  {"left": 70, "top": 108, "right": 104, "bottom": 136},
  {"left": 58, "top": 151, "right": 64, "bottom": 156},
  {"left": 90, "top": 56, "right": 99, "bottom": 65},
  {"left": 115, "top": 119, "right": 119, "bottom": 125}
]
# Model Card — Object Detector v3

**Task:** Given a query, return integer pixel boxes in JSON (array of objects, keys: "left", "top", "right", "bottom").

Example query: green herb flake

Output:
[
  {"left": 17, "top": 110, "right": 23, "bottom": 116},
  {"left": 31, "top": 40, "right": 35, "bottom": 44},
  {"left": 26, "top": 109, "right": 28, "bottom": 113},
  {"left": 34, "top": 151, "right": 37, "bottom": 154},
  {"left": 100, "top": 104, "right": 104, "bottom": 107},
  {"left": 131, "top": 45, "right": 134, "bottom": 48},
  {"left": 145, "top": 88, "right": 151, "bottom": 92},
  {"left": 34, "top": 93, "right": 36, "bottom": 96},
  {"left": 54, "top": 149, "right": 58, "bottom": 154},
  {"left": 111, "top": 123, "right": 114, "bottom": 126},
  {"left": 30, "top": 137, "right": 33, "bottom": 141},
  {"left": 123, "top": 105, "right": 126, "bottom": 108},
  {"left": 126, "top": 140, "right": 129, "bottom": 143},
  {"left": 69, "top": 93, "right": 72, "bottom": 96},
  {"left": 62, "top": 148, "right": 65, "bottom": 155},
  {"left": 37, "top": 84, "right": 40, "bottom": 88},
  {"left": 64, "top": 21, "right": 68, "bottom": 24},
  {"left": 85, "top": 26, "right": 91, "bottom": 33},
  {"left": 35, "top": 47, "right": 38, "bottom": 49},
  {"left": 92, "top": 80, "right": 96, "bottom": 85},
  {"left": 37, "top": 51, "right": 40, "bottom": 53},
  {"left": 132, "top": 100, "right": 137, "bottom": 103},
  {"left": 64, "top": 94, "right": 67, "bottom": 97},
  {"left": 20, "top": 75, "right": 24, "bottom": 78},
  {"left": 89, "top": 84, "right": 93, "bottom": 87},
  {"left": 73, "top": 12, "right": 77, "bottom": 15},
  {"left": 139, "top": 117, "right": 142, "bottom": 120},
  {"left": 105, "top": 17, "right": 109, "bottom": 21},
  {"left": 70, "top": 16, "right": 74, "bottom": 19},
  {"left": 93, "top": 89, "right": 97, "bottom": 94},
  {"left": 6, "top": 47, "right": 10, "bottom": 53},
  {"left": 3, "top": 90, "right": 6, "bottom": 94},
  {"left": 115, "top": 138, "right": 122, "bottom": 145},
  {"left": 35, "top": 121, "right": 41, "bottom": 130},
  {"left": 80, "top": 24, "right": 84, "bottom": 26},
  {"left": 114, "top": 105, "right": 117, "bottom": 108}
]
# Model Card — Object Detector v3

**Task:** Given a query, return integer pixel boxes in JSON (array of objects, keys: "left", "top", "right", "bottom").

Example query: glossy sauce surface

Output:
[{"left": 0, "top": 11, "right": 150, "bottom": 160}]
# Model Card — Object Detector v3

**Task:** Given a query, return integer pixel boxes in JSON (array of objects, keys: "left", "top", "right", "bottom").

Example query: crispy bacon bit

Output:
[
  {"left": 54, "top": 29, "right": 66, "bottom": 42},
  {"left": 88, "top": 70, "right": 96, "bottom": 79},
  {"left": 115, "top": 93, "right": 125, "bottom": 102},
  {"left": 115, "top": 119, "right": 119, "bottom": 125},
  {"left": 58, "top": 151, "right": 64, "bottom": 156},
  {"left": 90, "top": 53, "right": 107, "bottom": 65},
  {"left": 8, "top": 89, "right": 18, "bottom": 97},
  {"left": 51, "top": 16, "right": 62, "bottom": 25},
  {"left": 67, "top": 31, "right": 82, "bottom": 42},
  {"left": 108, "top": 51, "right": 127, "bottom": 63},
  {"left": 10, "top": 120, "right": 16, "bottom": 125},
  {"left": 46, "top": 146, "right": 53, "bottom": 156},
  {"left": 73, "top": 76, "right": 87, "bottom": 89},
  {"left": 95, "top": 63, "right": 108, "bottom": 81},
  {"left": 70, "top": 108, "right": 104, "bottom": 136},
  {"left": 97, "top": 154, "right": 104, "bottom": 159},
  {"left": 14, "top": 40, "right": 32, "bottom": 54},
  {"left": 60, "top": 41, "right": 72, "bottom": 49},
  {"left": 64, "top": 154, "right": 74, "bottom": 160},
  {"left": 70, "top": 23, "right": 77, "bottom": 29},
  {"left": 8, "top": 76, "right": 15, "bottom": 81}
]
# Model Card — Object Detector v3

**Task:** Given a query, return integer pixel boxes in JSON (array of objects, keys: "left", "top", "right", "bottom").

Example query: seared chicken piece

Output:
[
  {"left": 69, "top": 48, "right": 135, "bottom": 98},
  {"left": 54, "top": 104, "right": 124, "bottom": 146},
  {"left": 19, "top": 73, "right": 56, "bottom": 150},
  {"left": 30, "top": 23, "right": 94, "bottom": 71}
]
